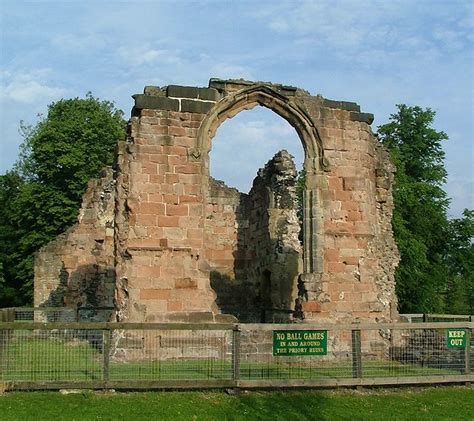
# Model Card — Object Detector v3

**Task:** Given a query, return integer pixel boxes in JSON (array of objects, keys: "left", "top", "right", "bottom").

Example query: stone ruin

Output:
[{"left": 34, "top": 78, "right": 400, "bottom": 325}]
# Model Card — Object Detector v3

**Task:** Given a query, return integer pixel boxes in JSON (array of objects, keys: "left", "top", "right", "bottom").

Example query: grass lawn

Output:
[{"left": 0, "top": 386, "right": 472, "bottom": 420}]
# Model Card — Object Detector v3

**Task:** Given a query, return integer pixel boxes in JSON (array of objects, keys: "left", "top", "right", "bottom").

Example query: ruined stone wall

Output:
[
  {"left": 244, "top": 150, "right": 303, "bottom": 322},
  {"left": 113, "top": 88, "right": 225, "bottom": 323},
  {"left": 34, "top": 168, "right": 115, "bottom": 316},
  {"left": 297, "top": 98, "right": 399, "bottom": 323},
  {"left": 205, "top": 151, "right": 303, "bottom": 323},
  {"left": 205, "top": 178, "right": 247, "bottom": 320},
  {"left": 34, "top": 78, "right": 399, "bottom": 326}
]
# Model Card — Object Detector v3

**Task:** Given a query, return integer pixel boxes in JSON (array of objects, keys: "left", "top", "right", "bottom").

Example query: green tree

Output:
[
  {"left": 0, "top": 171, "right": 24, "bottom": 306},
  {"left": 444, "top": 209, "right": 474, "bottom": 314},
  {"left": 377, "top": 105, "right": 451, "bottom": 313},
  {"left": 0, "top": 94, "right": 125, "bottom": 305}
]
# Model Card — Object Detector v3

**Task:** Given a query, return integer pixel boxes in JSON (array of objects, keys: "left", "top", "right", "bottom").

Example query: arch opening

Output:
[
  {"left": 209, "top": 106, "right": 304, "bottom": 193},
  {"left": 202, "top": 87, "right": 320, "bottom": 322}
]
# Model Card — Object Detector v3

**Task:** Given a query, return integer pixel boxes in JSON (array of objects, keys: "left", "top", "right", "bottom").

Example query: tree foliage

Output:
[
  {"left": 378, "top": 105, "right": 472, "bottom": 314},
  {"left": 0, "top": 94, "right": 125, "bottom": 306},
  {"left": 444, "top": 210, "right": 474, "bottom": 313}
]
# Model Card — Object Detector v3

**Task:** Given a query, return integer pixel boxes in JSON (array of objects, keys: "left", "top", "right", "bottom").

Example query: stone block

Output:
[
  {"left": 302, "top": 301, "right": 321, "bottom": 312},
  {"left": 198, "top": 87, "right": 219, "bottom": 101},
  {"left": 347, "top": 211, "right": 362, "bottom": 221},
  {"left": 167, "top": 85, "right": 199, "bottom": 99},
  {"left": 167, "top": 85, "right": 219, "bottom": 101},
  {"left": 342, "top": 256, "right": 359, "bottom": 265},
  {"left": 133, "top": 94, "right": 179, "bottom": 111},
  {"left": 163, "top": 145, "right": 187, "bottom": 156},
  {"left": 166, "top": 204, "right": 189, "bottom": 216},
  {"left": 324, "top": 248, "right": 339, "bottom": 262},
  {"left": 165, "top": 173, "right": 179, "bottom": 184},
  {"left": 146, "top": 299, "right": 168, "bottom": 313},
  {"left": 349, "top": 112, "right": 374, "bottom": 125},
  {"left": 181, "top": 99, "right": 214, "bottom": 114},
  {"left": 163, "top": 227, "right": 184, "bottom": 240},
  {"left": 323, "top": 98, "right": 360, "bottom": 112},
  {"left": 139, "top": 202, "right": 165, "bottom": 215},
  {"left": 168, "top": 126, "right": 186, "bottom": 137},
  {"left": 327, "top": 262, "right": 345, "bottom": 273},
  {"left": 174, "top": 164, "right": 201, "bottom": 174},
  {"left": 157, "top": 215, "right": 180, "bottom": 227},
  {"left": 135, "top": 214, "right": 157, "bottom": 226},
  {"left": 175, "top": 277, "right": 198, "bottom": 289},
  {"left": 167, "top": 300, "right": 183, "bottom": 311},
  {"left": 343, "top": 177, "right": 365, "bottom": 191},
  {"left": 163, "top": 194, "right": 180, "bottom": 204},
  {"left": 140, "top": 289, "right": 170, "bottom": 300},
  {"left": 143, "top": 86, "right": 165, "bottom": 97},
  {"left": 136, "top": 265, "right": 161, "bottom": 278}
]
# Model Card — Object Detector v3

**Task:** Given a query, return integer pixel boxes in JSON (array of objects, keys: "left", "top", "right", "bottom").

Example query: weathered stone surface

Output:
[
  {"left": 167, "top": 85, "right": 220, "bottom": 101},
  {"left": 143, "top": 86, "right": 166, "bottom": 96},
  {"left": 34, "top": 168, "right": 116, "bottom": 320},
  {"left": 349, "top": 111, "right": 375, "bottom": 125},
  {"left": 207, "top": 150, "right": 303, "bottom": 322},
  {"left": 35, "top": 78, "right": 399, "bottom": 327},
  {"left": 322, "top": 99, "right": 360, "bottom": 112},
  {"left": 181, "top": 99, "right": 214, "bottom": 113},
  {"left": 167, "top": 85, "right": 200, "bottom": 99},
  {"left": 133, "top": 94, "right": 179, "bottom": 111}
]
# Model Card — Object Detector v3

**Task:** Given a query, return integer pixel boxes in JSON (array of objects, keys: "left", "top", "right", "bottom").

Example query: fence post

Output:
[
  {"left": 351, "top": 327, "right": 362, "bottom": 379},
  {"left": 7, "top": 308, "right": 15, "bottom": 322},
  {"left": 103, "top": 328, "right": 111, "bottom": 386},
  {"left": 464, "top": 327, "right": 471, "bottom": 377},
  {"left": 232, "top": 325, "right": 241, "bottom": 386}
]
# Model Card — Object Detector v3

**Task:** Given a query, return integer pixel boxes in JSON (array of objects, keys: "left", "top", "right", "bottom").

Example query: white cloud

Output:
[
  {"left": 432, "top": 28, "right": 465, "bottom": 51},
  {"left": 0, "top": 69, "right": 66, "bottom": 104},
  {"left": 50, "top": 33, "right": 107, "bottom": 52},
  {"left": 258, "top": 0, "right": 472, "bottom": 67},
  {"left": 116, "top": 46, "right": 183, "bottom": 66},
  {"left": 268, "top": 19, "right": 289, "bottom": 33}
]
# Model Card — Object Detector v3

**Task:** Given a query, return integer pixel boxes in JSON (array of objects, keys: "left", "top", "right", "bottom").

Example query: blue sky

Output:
[{"left": 0, "top": 0, "right": 472, "bottom": 216}]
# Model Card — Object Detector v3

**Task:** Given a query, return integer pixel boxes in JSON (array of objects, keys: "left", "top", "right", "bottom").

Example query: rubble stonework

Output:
[
  {"left": 208, "top": 150, "right": 303, "bottom": 322},
  {"left": 34, "top": 78, "right": 400, "bottom": 324},
  {"left": 34, "top": 168, "right": 115, "bottom": 314}
]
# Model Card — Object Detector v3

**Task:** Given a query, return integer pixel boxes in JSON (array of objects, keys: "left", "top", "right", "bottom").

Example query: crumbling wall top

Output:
[{"left": 132, "top": 79, "right": 374, "bottom": 125}]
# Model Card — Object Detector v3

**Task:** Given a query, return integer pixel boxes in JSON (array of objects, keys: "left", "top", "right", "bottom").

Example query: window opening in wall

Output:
[{"left": 206, "top": 106, "right": 305, "bottom": 323}]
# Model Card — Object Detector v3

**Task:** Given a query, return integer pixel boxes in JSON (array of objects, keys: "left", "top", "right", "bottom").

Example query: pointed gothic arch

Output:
[{"left": 194, "top": 84, "right": 327, "bottom": 274}]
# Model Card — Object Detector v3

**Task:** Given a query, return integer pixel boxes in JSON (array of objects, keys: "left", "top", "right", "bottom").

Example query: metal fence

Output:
[
  {"left": 0, "top": 307, "right": 115, "bottom": 323},
  {"left": 400, "top": 314, "right": 473, "bottom": 323},
  {"left": 0, "top": 318, "right": 472, "bottom": 390}
]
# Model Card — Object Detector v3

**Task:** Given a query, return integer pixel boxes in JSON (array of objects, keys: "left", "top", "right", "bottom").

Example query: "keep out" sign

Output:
[{"left": 446, "top": 329, "right": 467, "bottom": 348}]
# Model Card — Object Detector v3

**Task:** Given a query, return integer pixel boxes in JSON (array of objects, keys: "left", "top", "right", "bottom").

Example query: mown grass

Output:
[{"left": 0, "top": 387, "right": 472, "bottom": 420}]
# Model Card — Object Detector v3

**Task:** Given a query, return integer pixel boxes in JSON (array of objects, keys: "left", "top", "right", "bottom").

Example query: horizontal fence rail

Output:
[
  {"left": 0, "top": 319, "right": 472, "bottom": 391},
  {"left": 0, "top": 307, "right": 115, "bottom": 323},
  {"left": 400, "top": 314, "right": 473, "bottom": 323}
]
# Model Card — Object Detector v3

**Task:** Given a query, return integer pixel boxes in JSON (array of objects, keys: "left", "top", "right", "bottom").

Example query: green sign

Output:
[
  {"left": 447, "top": 329, "right": 467, "bottom": 348},
  {"left": 273, "top": 330, "right": 327, "bottom": 356}
]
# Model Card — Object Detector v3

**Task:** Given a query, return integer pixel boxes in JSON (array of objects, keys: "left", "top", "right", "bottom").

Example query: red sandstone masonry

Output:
[{"left": 35, "top": 79, "right": 399, "bottom": 326}]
